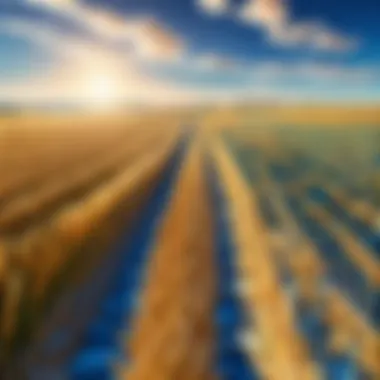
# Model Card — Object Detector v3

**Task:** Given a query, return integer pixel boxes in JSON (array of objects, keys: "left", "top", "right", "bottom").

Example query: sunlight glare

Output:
[{"left": 82, "top": 74, "right": 123, "bottom": 109}]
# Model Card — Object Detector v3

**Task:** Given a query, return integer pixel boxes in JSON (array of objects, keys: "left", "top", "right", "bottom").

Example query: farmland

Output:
[
  {"left": 222, "top": 119, "right": 380, "bottom": 379},
  {"left": 1, "top": 106, "right": 380, "bottom": 380},
  {"left": 0, "top": 112, "right": 180, "bottom": 371}
]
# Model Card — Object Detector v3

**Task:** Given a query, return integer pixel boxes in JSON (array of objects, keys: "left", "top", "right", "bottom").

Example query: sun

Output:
[
  {"left": 76, "top": 68, "right": 128, "bottom": 110},
  {"left": 84, "top": 75, "right": 120, "bottom": 107}
]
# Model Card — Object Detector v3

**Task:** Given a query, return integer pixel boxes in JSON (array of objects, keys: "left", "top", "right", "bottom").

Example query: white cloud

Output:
[
  {"left": 128, "top": 19, "right": 185, "bottom": 62},
  {"left": 239, "top": 0, "right": 287, "bottom": 30},
  {"left": 0, "top": 17, "right": 144, "bottom": 82},
  {"left": 196, "top": 0, "right": 229, "bottom": 15},
  {"left": 23, "top": 0, "right": 185, "bottom": 62},
  {"left": 311, "top": 28, "right": 358, "bottom": 52},
  {"left": 267, "top": 21, "right": 358, "bottom": 52},
  {"left": 237, "top": 0, "right": 358, "bottom": 53}
]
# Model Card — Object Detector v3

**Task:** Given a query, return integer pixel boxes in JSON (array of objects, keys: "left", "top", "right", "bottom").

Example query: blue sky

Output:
[{"left": 0, "top": 0, "right": 379, "bottom": 105}]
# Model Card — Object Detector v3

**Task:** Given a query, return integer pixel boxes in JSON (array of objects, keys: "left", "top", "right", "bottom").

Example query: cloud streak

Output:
[
  {"left": 197, "top": 0, "right": 358, "bottom": 53},
  {"left": 23, "top": 0, "right": 185, "bottom": 61},
  {"left": 196, "top": 0, "right": 229, "bottom": 15},
  {"left": 130, "top": 20, "right": 185, "bottom": 62},
  {"left": 241, "top": 0, "right": 358, "bottom": 52}
]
